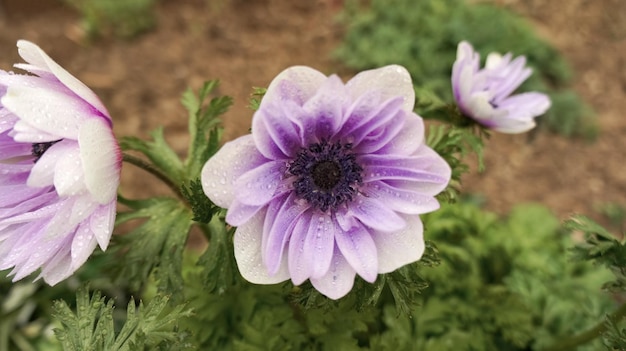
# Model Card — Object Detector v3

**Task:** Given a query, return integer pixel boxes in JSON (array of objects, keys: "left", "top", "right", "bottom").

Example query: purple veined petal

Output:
[
  {"left": 287, "top": 213, "right": 314, "bottom": 285},
  {"left": 89, "top": 201, "right": 116, "bottom": 250},
  {"left": 346, "top": 65, "right": 415, "bottom": 113},
  {"left": 0, "top": 140, "right": 31, "bottom": 160},
  {"left": 305, "top": 211, "right": 337, "bottom": 279},
  {"left": 38, "top": 239, "right": 73, "bottom": 285},
  {"left": 334, "top": 223, "right": 378, "bottom": 283},
  {"left": 347, "top": 194, "right": 406, "bottom": 233},
  {"left": 334, "top": 207, "right": 360, "bottom": 232},
  {"left": 363, "top": 181, "right": 440, "bottom": 215},
  {"left": 53, "top": 142, "right": 87, "bottom": 197},
  {"left": 7, "top": 225, "right": 69, "bottom": 281},
  {"left": 500, "top": 92, "right": 552, "bottom": 120},
  {"left": 262, "top": 66, "right": 327, "bottom": 108},
  {"left": 10, "top": 119, "right": 60, "bottom": 143},
  {"left": 0, "top": 199, "right": 61, "bottom": 230},
  {"left": 224, "top": 199, "right": 263, "bottom": 227},
  {"left": 0, "top": 221, "right": 42, "bottom": 266},
  {"left": 377, "top": 111, "right": 425, "bottom": 156},
  {"left": 302, "top": 75, "right": 349, "bottom": 140},
  {"left": 354, "top": 109, "right": 406, "bottom": 154},
  {"left": 363, "top": 163, "right": 449, "bottom": 185},
  {"left": 383, "top": 145, "right": 452, "bottom": 196},
  {"left": 1, "top": 84, "right": 94, "bottom": 140},
  {"left": 233, "top": 208, "right": 290, "bottom": 284},
  {"left": 371, "top": 214, "right": 425, "bottom": 274},
  {"left": 0, "top": 111, "right": 18, "bottom": 134},
  {"left": 343, "top": 96, "right": 404, "bottom": 146},
  {"left": 78, "top": 118, "right": 121, "bottom": 204},
  {"left": 310, "top": 245, "right": 357, "bottom": 300},
  {"left": 201, "top": 135, "right": 267, "bottom": 209},
  {"left": 338, "top": 89, "right": 383, "bottom": 139},
  {"left": 252, "top": 102, "right": 301, "bottom": 159},
  {"left": 262, "top": 193, "right": 310, "bottom": 275},
  {"left": 46, "top": 194, "right": 98, "bottom": 241},
  {"left": 16, "top": 40, "right": 111, "bottom": 120},
  {"left": 0, "top": 187, "right": 55, "bottom": 219},
  {"left": 279, "top": 99, "right": 317, "bottom": 145},
  {"left": 234, "top": 160, "right": 286, "bottom": 206}
]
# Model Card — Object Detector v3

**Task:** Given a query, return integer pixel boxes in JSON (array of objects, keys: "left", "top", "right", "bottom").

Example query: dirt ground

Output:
[{"left": 0, "top": 0, "right": 624, "bottom": 229}]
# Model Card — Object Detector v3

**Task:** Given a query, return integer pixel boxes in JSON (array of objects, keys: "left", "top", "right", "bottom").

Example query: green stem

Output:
[
  {"left": 543, "top": 302, "right": 626, "bottom": 351},
  {"left": 122, "top": 153, "right": 185, "bottom": 201}
]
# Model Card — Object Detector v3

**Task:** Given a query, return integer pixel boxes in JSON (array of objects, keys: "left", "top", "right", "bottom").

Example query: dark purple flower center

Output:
[
  {"left": 288, "top": 140, "right": 363, "bottom": 212},
  {"left": 31, "top": 140, "right": 61, "bottom": 163}
]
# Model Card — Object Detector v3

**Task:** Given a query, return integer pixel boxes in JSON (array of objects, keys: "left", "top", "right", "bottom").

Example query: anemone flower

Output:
[
  {"left": 0, "top": 40, "right": 121, "bottom": 285},
  {"left": 452, "top": 41, "right": 551, "bottom": 133},
  {"left": 202, "top": 65, "right": 451, "bottom": 299}
]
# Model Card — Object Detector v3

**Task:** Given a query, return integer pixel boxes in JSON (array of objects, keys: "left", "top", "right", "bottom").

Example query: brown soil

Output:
[{"left": 0, "top": 0, "right": 624, "bottom": 228}]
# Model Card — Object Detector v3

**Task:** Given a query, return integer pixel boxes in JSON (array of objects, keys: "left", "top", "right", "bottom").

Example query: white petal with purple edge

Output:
[
  {"left": 2, "top": 85, "right": 92, "bottom": 139},
  {"left": 262, "top": 66, "right": 327, "bottom": 108},
  {"left": 310, "top": 247, "right": 356, "bottom": 300},
  {"left": 78, "top": 118, "right": 120, "bottom": 204},
  {"left": 372, "top": 214, "right": 425, "bottom": 273},
  {"left": 16, "top": 40, "right": 111, "bottom": 119},
  {"left": 233, "top": 208, "right": 290, "bottom": 284},
  {"left": 201, "top": 135, "right": 266, "bottom": 209},
  {"left": 346, "top": 65, "right": 415, "bottom": 112}
]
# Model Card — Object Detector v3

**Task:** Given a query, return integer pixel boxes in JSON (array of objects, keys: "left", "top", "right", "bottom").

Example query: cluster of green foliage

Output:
[
  {"left": 335, "top": 0, "right": 597, "bottom": 138},
  {"left": 63, "top": 0, "right": 156, "bottom": 39}
]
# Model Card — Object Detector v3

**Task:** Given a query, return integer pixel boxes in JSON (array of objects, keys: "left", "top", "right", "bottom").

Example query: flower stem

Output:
[
  {"left": 543, "top": 302, "right": 626, "bottom": 351},
  {"left": 122, "top": 153, "right": 185, "bottom": 200}
]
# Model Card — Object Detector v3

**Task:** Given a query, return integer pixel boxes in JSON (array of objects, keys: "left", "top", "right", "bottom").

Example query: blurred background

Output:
[{"left": 0, "top": 0, "right": 624, "bottom": 228}]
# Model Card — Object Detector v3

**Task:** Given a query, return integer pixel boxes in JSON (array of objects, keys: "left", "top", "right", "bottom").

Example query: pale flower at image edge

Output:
[
  {"left": 202, "top": 64, "right": 451, "bottom": 299},
  {"left": 0, "top": 40, "right": 121, "bottom": 285}
]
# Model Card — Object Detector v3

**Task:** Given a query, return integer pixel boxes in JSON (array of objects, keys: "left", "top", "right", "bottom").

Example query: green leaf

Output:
[
  {"left": 114, "top": 197, "right": 193, "bottom": 302},
  {"left": 182, "top": 80, "right": 233, "bottom": 179},
  {"left": 180, "top": 178, "right": 220, "bottom": 223},
  {"left": 52, "top": 287, "right": 193, "bottom": 351},
  {"left": 119, "top": 127, "right": 185, "bottom": 186}
]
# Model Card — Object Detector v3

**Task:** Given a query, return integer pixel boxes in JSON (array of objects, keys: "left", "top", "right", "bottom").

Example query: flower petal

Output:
[
  {"left": 233, "top": 208, "right": 290, "bottom": 284},
  {"left": 305, "top": 212, "right": 337, "bottom": 279},
  {"left": 252, "top": 102, "right": 301, "bottom": 159},
  {"left": 287, "top": 214, "right": 313, "bottom": 285},
  {"left": 364, "top": 181, "right": 440, "bottom": 215},
  {"left": 201, "top": 135, "right": 266, "bottom": 209},
  {"left": 1, "top": 84, "right": 93, "bottom": 139},
  {"left": 78, "top": 118, "right": 121, "bottom": 204},
  {"left": 262, "top": 66, "right": 327, "bottom": 108},
  {"left": 371, "top": 215, "right": 425, "bottom": 273},
  {"left": 90, "top": 202, "right": 116, "bottom": 250},
  {"left": 16, "top": 40, "right": 111, "bottom": 120},
  {"left": 234, "top": 160, "right": 286, "bottom": 206},
  {"left": 334, "top": 223, "right": 378, "bottom": 282},
  {"left": 310, "top": 246, "right": 356, "bottom": 300},
  {"left": 262, "top": 193, "right": 309, "bottom": 275},
  {"left": 346, "top": 65, "right": 415, "bottom": 112},
  {"left": 348, "top": 195, "right": 406, "bottom": 232}
]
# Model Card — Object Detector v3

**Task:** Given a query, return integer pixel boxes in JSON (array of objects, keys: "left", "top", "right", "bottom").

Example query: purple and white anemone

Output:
[
  {"left": 202, "top": 65, "right": 451, "bottom": 299},
  {"left": 0, "top": 40, "right": 121, "bottom": 285},
  {"left": 452, "top": 41, "right": 551, "bottom": 133}
]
